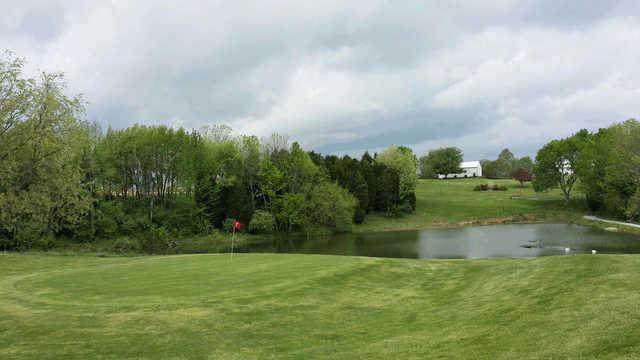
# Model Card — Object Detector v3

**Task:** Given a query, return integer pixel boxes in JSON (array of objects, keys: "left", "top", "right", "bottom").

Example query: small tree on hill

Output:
[
  {"left": 495, "top": 148, "right": 516, "bottom": 178},
  {"left": 533, "top": 129, "right": 590, "bottom": 203},
  {"left": 422, "top": 147, "right": 463, "bottom": 178},
  {"left": 512, "top": 167, "right": 532, "bottom": 187}
]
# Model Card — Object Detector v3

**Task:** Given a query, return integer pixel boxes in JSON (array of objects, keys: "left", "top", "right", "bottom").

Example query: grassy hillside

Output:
[
  {"left": 2, "top": 253, "right": 639, "bottom": 359},
  {"left": 357, "top": 178, "right": 587, "bottom": 232}
]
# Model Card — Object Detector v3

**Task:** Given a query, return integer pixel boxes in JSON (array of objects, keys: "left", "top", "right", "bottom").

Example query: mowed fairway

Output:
[
  {"left": 2, "top": 253, "right": 640, "bottom": 359},
  {"left": 358, "top": 178, "right": 587, "bottom": 232}
]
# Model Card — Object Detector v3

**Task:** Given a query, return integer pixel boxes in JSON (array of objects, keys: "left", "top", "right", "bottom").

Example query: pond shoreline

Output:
[
  {"left": 356, "top": 213, "right": 640, "bottom": 236},
  {"left": 355, "top": 214, "right": 569, "bottom": 232},
  {"left": 223, "top": 223, "right": 640, "bottom": 259},
  {"left": 8, "top": 219, "right": 640, "bottom": 259},
  {"left": 11, "top": 215, "right": 639, "bottom": 258}
]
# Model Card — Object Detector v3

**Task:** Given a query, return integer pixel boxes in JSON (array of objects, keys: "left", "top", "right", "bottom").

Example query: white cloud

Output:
[{"left": 1, "top": 0, "right": 639, "bottom": 159}]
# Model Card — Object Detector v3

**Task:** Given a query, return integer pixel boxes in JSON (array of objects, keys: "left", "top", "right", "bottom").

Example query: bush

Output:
[
  {"left": 381, "top": 204, "right": 401, "bottom": 218},
  {"left": 248, "top": 210, "right": 276, "bottom": 234},
  {"left": 138, "top": 226, "right": 177, "bottom": 254},
  {"left": 403, "top": 192, "right": 417, "bottom": 212},
  {"left": 193, "top": 217, "right": 215, "bottom": 235},
  {"left": 473, "top": 184, "right": 507, "bottom": 191},
  {"left": 222, "top": 218, "right": 237, "bottom": 233},
  {"left": 624, "top": 190, "right": 640, "bottom": 222},
  {"left": 0, "top": 233, "right": 11, "bottom": 251},
  {"left": 121, "top": 214, "right": 153, "bottom": 236},
  {"left": 94, "top": 201, "right": 125, "bottom": 238},
  {"left": 152, "top": 197, "right": 206, "bottom": 237},
  {"left": 353, "top": 207, "right": 366, "bottom": 224},
  {"left": 111, "top": 237, "right": 140, "bottom": 254},
  {"left": 11, "top": 224, "right": 55, "bottom": 251},
  {"left": 304, "top": 181, "right": 357, "bottom": 232}
]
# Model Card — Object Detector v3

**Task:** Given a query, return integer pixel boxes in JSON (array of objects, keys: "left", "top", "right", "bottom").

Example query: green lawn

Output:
[
  {"left": 356, "top": 178, "right": 587, "bottom": 232},
  {"left": 2, "top": 253, "right": 640, "bottom": 359}
]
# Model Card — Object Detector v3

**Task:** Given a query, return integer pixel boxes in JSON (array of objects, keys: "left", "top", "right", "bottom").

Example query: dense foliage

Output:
[
  {"left": 473, "top": 184, "right": 507, "bottom": 191},
  {"left": 309, "top": 149, "right": 416, "bottom": 220},
  {"left": 574, "top": 120, "right": 640, "bottom": 220},
  {"left": 481, "top": 149, "right": 533, "bottom": 179},
  {"left": 512, "top": 168, "right": 533, "bottom": 186},
  {"left": 0, "top": 51, "right": 93, "bottom": 249},
  {"left": 0, "top": 53, "right": 412, "bottom": 251},
  {"left": 419, "top": 147, "right": 463, "bottom": 178},
  {"left": 533, "top": 120, "right": 640, "bottom": 220},
  {"left": 533, "top": 130, "right": 589, "bottom": 202}
]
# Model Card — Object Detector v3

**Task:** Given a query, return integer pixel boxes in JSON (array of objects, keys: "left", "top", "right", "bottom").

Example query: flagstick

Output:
[
  {"left": 230, "top": 225, "right": 235, "bottom": 261},
  {"left": 230, "top": 220, "right": 242, "bottom": 261}
]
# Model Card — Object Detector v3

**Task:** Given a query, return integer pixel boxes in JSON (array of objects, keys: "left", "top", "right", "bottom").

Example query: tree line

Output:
[
  {"left": 532, "top": 120, "right": 640, "bottom": 222},
  {"left": 414, "top": 121, "right": 640, "bottom": 222},
  {"left": 0, "top": 52, "right": 416, "bottom": 250},
  {"left": 481, "top": 149, "right": 533, "bottom": 181},
  {"left": 418, "top": 146, "right": 533, "bottom": 184}
]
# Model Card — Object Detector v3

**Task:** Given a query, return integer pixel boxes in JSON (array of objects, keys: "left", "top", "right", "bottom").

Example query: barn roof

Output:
[{"left": 461, "top": 161, "right": 481, "bottom": 168}]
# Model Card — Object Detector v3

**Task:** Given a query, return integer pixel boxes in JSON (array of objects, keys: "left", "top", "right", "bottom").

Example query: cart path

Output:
[{"left": 583, "top": 215, "right": 640, "bottom": 229}]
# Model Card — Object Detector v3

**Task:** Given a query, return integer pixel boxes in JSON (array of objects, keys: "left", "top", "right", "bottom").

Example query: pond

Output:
[{"left": 237, "top": 224, "right": 640, "bottom": 259}]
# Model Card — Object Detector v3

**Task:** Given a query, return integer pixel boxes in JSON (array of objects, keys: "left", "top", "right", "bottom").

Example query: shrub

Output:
[
  {"left": 152, "top": 197, "right": 207, "bottom": 237},
  {"left": 353, "top": 207, "right": 366, "bottom": 224},
  {"left": 512, "top": 167, "right": 532, "bottom": 186},
  {"left": 304, "top": 181, "right": 357, "bottom": 232},
  {"left": 222, "top": 218, "right": 237, "bottom": 233},
  {"left": 94, "top": 201, "right": 125, "bottom": 238},
  {"left": 121, "top": 214, "right": 153, "bottom": 236},
  {"left": 111, "top": 237, "right": 140, "bottom": 254},
  {"left": 12, "top": 224, "right": 54, "bottom": 251},
  {"left": 0, "top": 234, "right": 11, "bottom": 251},
  {"left": 193, "top": 218, "right": 215, "bottom": 235},
  {"left": 624, "top": 190, "right": 640, "bottom": 222},
  {"left": 473, "top": 184, "right": 507, "bottom": 191},
  {"left": 403, "top": 192, "right": 417, "bottom": 212},
  {"left": 382, "top": 204, "right": 401, "bottom": 218},
  {"left": 138, "top": 226, "right": 177, "bottom": 254},
  {"left": 248, "top": 210, "right": 276, "bottom": 234}
]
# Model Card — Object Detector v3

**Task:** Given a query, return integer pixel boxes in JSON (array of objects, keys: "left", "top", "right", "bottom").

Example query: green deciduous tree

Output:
[
  {"left": 275, "top": 192, "right": 306, "bottom": 232},
  {"left": 248, "top": 210, "right": 276, "bottom": 234},
  {"left": 373, "top": 163, "right": 401, "bottom": 215},
  {"left": 0, "top": 52, "right": 92, "bottom": 246},
  {"left": 421, "top": 147, "right": 463, "bottom": 178},
  {"left": 495, "top": 148, "right": 516, "bottom": 178},
  {"left": 515, "top": 156, "right": 534, "bottom": 173},
  {"left": 418, "top": 156, "right": 437, "bottom": 179},
  {"left": 482, "top": 151, "right": 532, "bottom": 179},
  {"left": 576, "top": 119, "right": 640, "bottom": 220},
  {"left": 533, "top": 130, "right": 590, "bottom": 202},
  {"left": 377, "top": 145, "right": 417, "bottom": 210},
  {"left": 304, "top": 181, "right": 356, "bottom": 232}
]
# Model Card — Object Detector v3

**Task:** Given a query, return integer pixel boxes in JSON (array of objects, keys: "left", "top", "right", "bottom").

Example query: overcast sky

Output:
[{"left": 2, "top": 1, "right": 639, "bottom": 159}]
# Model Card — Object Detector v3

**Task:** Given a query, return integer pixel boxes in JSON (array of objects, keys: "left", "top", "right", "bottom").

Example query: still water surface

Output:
[{"left": 239, "top": 224, "right": 640, "bottom": 259}]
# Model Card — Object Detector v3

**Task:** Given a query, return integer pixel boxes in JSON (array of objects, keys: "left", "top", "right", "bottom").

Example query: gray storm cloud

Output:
[{"left": 2, "top": 0, "right": 639, "bottom": 159}]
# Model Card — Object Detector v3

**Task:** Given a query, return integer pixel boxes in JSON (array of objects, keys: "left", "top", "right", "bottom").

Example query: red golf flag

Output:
[{"left": 233, "top": 220, "right": 241, "bottom": 230}]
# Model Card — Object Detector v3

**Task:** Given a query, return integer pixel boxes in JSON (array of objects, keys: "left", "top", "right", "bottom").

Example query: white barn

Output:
[{"left": 438, "top": 161, "right": 482, "bottom": 179}]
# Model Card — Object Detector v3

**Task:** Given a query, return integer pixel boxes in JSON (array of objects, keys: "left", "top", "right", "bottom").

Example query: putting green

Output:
[
  {"left": 2, "top": 253, "right": 640, "bottom": 359},
  {"left": 14, "top": 254, "right": 360, "bottom": 306}
]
